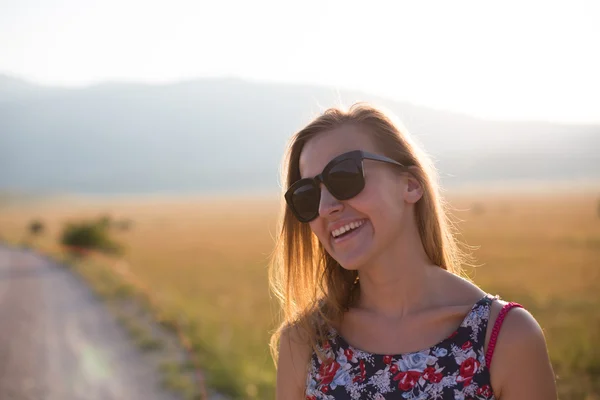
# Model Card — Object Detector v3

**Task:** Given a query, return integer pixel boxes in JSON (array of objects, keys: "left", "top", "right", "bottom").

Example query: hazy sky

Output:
[{"left": 1, "top": 0, "right": 599, "bottom": 123}]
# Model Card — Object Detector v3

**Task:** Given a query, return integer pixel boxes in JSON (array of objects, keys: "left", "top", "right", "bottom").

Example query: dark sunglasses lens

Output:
[
  {"left": 327, "top": 159, "right": 364, "bottom": 199},
  {"left": 291, "top": 184, "right": 320, "bottom": 221}
]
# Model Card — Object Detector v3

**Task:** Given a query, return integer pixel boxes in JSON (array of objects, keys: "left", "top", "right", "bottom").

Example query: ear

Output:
[{"left": 403, "top": 166, "right": 423, "bottom": 204}]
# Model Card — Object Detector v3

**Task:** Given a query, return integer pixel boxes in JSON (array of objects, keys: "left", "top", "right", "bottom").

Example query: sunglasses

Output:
[{"left": 285, "top": 150, "right": 406, "bottom": 222}]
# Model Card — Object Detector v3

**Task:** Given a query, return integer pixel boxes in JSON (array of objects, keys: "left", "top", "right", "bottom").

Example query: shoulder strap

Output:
[{"left": 485, "top": 302, "right": 523, "bottom": 368}]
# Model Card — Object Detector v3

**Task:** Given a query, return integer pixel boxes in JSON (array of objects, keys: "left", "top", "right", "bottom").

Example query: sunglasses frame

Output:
[{"left": 285, "top": 150, "right": 406, "bottom": 222}]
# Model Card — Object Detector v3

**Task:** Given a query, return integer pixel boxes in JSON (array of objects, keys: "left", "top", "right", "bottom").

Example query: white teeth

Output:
[{"left": 331, "top": 220, "right": 365, "bottom": 238}]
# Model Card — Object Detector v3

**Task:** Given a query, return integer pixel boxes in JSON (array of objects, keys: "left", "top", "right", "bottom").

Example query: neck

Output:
[{"left": 354, "top": 216, "right": 441, "bottom": 320}]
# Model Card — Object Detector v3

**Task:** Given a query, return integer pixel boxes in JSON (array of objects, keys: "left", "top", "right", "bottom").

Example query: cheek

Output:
[
  {"left": 352, "top": 177, "right": 389, "bottom": 213},
  {"left": 356, "top": 180, "right": 404, "bottom": 225}
]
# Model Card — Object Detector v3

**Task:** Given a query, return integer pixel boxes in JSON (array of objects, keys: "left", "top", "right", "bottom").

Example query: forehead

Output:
[{"left": 299, "top": 124, "right": 378, "bottom": 178}]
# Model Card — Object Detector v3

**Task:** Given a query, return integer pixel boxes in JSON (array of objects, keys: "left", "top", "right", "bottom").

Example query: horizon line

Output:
[{"left": 1, "top": 70, "right": 599, "bottom": 126}]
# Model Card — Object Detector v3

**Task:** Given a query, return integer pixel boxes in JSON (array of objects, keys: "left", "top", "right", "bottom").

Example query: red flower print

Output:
[
  {"left": 318, "top": 360, "right": 340, "bottom": 386},
  {"left": 423, "top": 367, "right": 436, "bottom": 381},
  {"left": 344, "top": 348, "right": 353, "bottom": 361},
  {"left": 393, "top": 370, "right": 421, "bottom": 391},
  {"left": 383, "top": 355, "right": 393, "bottom": 365},
  {"left": 462, "top": 341, "right": 472, "bottom": 350},
  {"left": 306, "top": 396, "right": 317, "bottom": 400},
  {"left": 353, "top": 359, "right": 367, "bottom": 383},
  {"left": 459, "top": 357, "right": 479, "bottom": 386},
  {"left": 321, "top": 386, "right": 329, "bottom": 393},
  {"left": 390, "top": 364, "right": 399, "bottom": 374},
  {"left": 477, "top": 384, "right": 493, "bottom": 397},
  {"left": 423, "top": 367, "right": 442, "bottom": 384}
]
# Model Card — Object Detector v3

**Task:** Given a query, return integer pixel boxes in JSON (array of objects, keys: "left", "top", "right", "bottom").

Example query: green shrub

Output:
[{"left": 60, "top": 219, "right": 123, "bottom": 255}]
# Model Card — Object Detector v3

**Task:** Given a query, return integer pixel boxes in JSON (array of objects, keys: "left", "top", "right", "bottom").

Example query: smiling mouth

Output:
[{"left": 331, "top": 219, "right": 366, "bottom": 239}]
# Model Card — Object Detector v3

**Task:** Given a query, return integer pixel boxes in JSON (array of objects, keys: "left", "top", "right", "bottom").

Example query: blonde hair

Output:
[{"left": 269, "top": 103, "right": 472, "bottom": 366}]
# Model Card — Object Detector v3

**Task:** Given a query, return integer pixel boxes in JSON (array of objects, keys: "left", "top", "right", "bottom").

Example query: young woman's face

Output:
[{"left": 299, "top": 124, "right": 418, "bottom": 270}]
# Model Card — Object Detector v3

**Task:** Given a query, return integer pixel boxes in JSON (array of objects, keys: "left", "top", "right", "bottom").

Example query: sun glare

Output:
[{"left": 0, "top": 0, "right": 598, "bottom": 122}]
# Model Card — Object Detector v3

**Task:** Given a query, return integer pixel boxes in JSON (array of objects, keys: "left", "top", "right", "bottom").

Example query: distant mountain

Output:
[{"left": 1, "top": 74, "right": 598, "bottom": 195}]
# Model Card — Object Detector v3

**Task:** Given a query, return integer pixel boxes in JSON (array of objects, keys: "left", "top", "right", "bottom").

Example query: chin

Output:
[
  {"left": 333, "top": 251, "right": 371, "bottom": 272},
  {"left": 327, "top": 243, "right": 376, "bottom": 272}
]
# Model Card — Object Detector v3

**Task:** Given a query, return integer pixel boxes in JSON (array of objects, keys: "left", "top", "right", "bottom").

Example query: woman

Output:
[{"left": 269, "top": 103, "right": 557, "bottom": 399}]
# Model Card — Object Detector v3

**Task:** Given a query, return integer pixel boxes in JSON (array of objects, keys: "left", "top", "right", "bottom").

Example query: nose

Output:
[{"left": 318, "top": 185, "right": 343, "bottom": 218}]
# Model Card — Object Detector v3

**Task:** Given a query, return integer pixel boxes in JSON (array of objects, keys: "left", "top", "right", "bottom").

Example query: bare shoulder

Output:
[
  {"left": 487, "top": 303, "right": 545, "bottom": 352},
  {"left": 276, "top": 323, "right": 313, "bottom": 400},
  {"left": 486, "top": 301, "right": 557, "bottom": 399},
  {"left": 431, "top": 267, "right": 488, "bottom": 303}
]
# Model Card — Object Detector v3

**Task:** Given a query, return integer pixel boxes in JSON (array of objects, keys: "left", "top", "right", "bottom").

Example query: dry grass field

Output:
[{"left": 0, "top": 189, "right": 599, "bottom": 399}]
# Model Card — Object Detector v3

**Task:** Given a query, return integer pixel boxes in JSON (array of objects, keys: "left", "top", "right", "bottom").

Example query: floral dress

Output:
[{"left": 306, "top": 295, "right": 497, "bottom": 400}]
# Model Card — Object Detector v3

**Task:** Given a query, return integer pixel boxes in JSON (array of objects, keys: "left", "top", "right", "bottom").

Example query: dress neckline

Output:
[{"left": 328, "top": 294, "right": 493, "bottom": 358}]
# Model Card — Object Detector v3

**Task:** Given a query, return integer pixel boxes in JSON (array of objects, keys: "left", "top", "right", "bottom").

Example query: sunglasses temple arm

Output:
[{"left": 363, "top": 154, "right": 405, "bottom": 168}]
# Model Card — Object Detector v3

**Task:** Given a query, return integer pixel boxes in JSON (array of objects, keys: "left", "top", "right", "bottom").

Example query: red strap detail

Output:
[{"left": 485, "top": 302, "right": 523, "bottom": 369}]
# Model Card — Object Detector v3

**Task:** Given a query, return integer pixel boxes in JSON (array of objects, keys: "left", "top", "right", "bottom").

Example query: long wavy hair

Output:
[{"left": 269, "top": 103, "right": 473, "bottom": 366}]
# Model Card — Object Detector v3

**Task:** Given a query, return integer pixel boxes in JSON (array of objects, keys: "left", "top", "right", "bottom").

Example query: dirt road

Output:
[{"left": 0, "top": 245, "right": 181, "bottom": 400}]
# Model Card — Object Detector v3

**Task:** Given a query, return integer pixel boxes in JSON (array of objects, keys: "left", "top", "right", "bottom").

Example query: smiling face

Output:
[{"left": 299, "top": 124, "right": 418, "bottom": 270}]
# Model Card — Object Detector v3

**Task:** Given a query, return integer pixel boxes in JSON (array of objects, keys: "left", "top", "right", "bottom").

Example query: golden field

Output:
[{"left": 0, "top": 189, "right": 599, "bottom": 399}]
